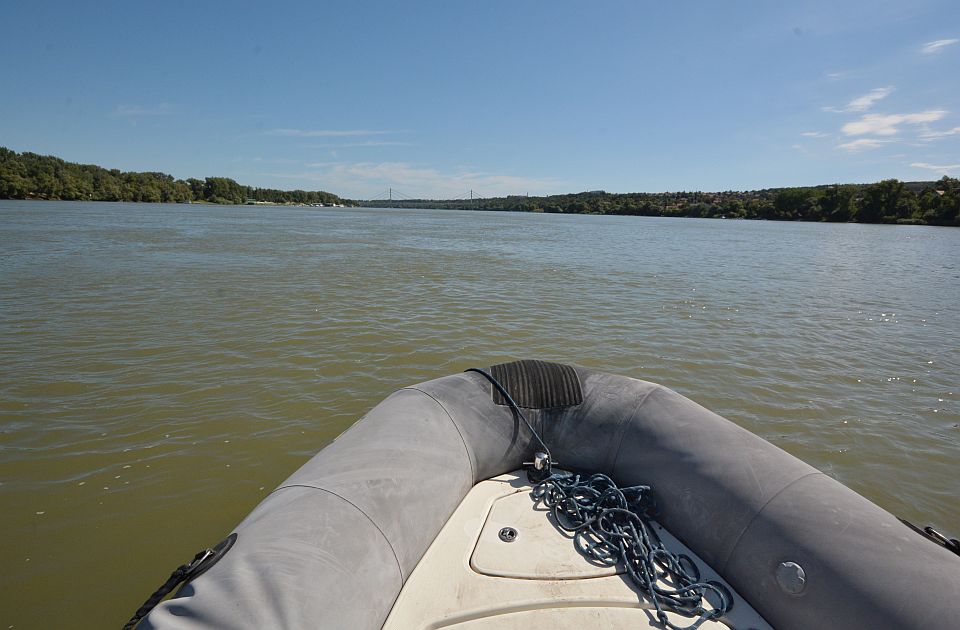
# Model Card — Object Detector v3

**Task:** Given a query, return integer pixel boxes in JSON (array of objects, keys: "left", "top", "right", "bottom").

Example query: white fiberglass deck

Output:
[{"left": 383, "top": 471, "right": 772, "bottom": 629}]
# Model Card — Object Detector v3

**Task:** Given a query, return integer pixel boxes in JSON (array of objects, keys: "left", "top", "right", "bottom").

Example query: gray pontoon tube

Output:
[{"left": 142, "top": 361, "right": 960, "bottom": 629}]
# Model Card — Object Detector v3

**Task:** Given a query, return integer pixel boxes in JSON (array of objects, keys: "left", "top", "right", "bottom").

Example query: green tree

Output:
[
  {"left": 855, "top": 179, "right": 910, "bottom": 223},
  {"left": 820, "top": 185, "right": 856, "bottom": 222},
  {"left": 919, "top": 177, "right": 960, "bottom": 226}
]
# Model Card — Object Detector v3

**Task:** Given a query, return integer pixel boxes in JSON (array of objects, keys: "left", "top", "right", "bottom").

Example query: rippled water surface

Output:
[{"left": 1, "top": 200, "right": 958, "bottom": 627}]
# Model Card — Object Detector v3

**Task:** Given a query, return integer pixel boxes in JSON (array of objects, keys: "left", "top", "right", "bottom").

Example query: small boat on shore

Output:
[{"left": 136, "top": 360, "right": 960, "bottom": 629}]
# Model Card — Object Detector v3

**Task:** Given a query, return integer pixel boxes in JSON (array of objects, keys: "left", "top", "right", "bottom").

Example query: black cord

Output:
[{"left": 464, "top": 367, "right": 553, "bottom": 467}]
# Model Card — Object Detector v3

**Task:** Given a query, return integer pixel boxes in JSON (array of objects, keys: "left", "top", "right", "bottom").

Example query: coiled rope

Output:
[
  {"left": 465, "top": 366, "right": 732, "bottom": 629},
  {"left": 532, "top": 471, "right": 733, "bottom": 629}
]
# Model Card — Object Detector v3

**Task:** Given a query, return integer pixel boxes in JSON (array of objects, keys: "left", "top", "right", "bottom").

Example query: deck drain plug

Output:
[{"left": 498, "top": 527, "right": 518, "bottom": 542}]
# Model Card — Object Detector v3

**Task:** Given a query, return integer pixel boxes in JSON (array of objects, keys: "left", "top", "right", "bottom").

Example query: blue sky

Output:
[{"left": 2, "top": 1, "right": 958, "bottom": 199}]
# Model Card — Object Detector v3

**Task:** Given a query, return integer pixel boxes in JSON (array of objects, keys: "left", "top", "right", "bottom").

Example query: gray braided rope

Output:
[{"left": 532, "top": 471, "right": 733, "bottom": 630}]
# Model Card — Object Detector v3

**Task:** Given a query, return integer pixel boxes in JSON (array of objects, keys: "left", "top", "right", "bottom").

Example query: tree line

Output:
[
  {"left": 0, "top": 147, "right": 349, "bottom": 206},
  {"left": 4, "top": 146, "right": 957, "bottom": 225},
  {"left": 361, "top": 178, "right": 960, "bottom": 226}
]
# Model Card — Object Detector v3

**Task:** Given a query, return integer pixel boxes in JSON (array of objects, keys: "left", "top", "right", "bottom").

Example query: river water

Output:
[{"left": 1, "top": 200, "right": 957, "bottom": 627}]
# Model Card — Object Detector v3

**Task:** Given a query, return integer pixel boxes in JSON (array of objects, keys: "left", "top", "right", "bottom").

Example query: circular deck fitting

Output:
[
  {"left": 498, "top": 527, "right": 518, "bottom": 542},
  {"left": 775, "top": 561, "right": 807, "bottom": 595}
]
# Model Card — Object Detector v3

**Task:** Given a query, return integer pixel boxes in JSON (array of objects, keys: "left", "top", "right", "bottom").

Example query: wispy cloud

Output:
[
  {"left": 910, "top": 162, "right": 960, "bottom": 176},
  {"left": 823, "top": 86, "right": 894, "bottom": 113},
  {"left": 112, "top": 104, "right": 173, "bottom": 117},
  {"left": 342, "top": 141, "right": 412, "bottom": 147},
  {"left": 921, "top": 39, "right": 958, "bottom": 54},
  {"left": 846, "top": 86, "right": 895, "bottom": 112},
  {"left": 841, "top": 110, "right": 947, "bottom": 136},
  {"left": 263, "top": 161, "right": 563, "bottom": 199},
  {"left": 826, "top": 71, "right": 846, "bottom": 81},
  {"left": 837, "top": 138, "right": 891, "bottom": 152},
  {"left": 801, "top": 131, "right": 830, "bottom": 138},
  {"left": 919, "top": 126, "right": 960, "bottom": 140},
  {"left": 303, "top": 140, "right": 414, "bottom": 149},
  {"left": 266, "top": 128, "right": 399, "bottom": 138},
  {"left": 250, "top": 157, "right": 301, "bottom": 165}
]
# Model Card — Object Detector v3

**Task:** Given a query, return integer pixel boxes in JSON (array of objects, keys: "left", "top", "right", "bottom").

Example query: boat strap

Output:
[{"left": 122, "top": 533, "right": 237, "bottom": 629}]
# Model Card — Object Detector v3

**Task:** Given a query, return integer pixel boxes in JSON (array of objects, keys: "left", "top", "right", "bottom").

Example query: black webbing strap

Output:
[
  {"left": 122, "top": 533, "right": 237, "bottom": 629},
  {"left": 122, "top": 548, "right": 212, "bottom": 629}
]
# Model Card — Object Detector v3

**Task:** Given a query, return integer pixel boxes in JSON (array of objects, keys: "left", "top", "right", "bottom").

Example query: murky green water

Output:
[{"left": 1, "top": 200, "right": 957, "bottom": 627}]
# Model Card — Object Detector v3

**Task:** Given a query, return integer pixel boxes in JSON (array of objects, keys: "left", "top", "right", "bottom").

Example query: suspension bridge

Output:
[{"left": 360, "top": 188, "right": 488, "bottom": 207}]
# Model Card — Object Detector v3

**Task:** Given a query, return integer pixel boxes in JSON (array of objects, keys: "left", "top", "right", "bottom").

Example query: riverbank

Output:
[
  {"left": 0, "top": 146, "right": 350, "bottom": 207},
  {"left": 359, "top": 178, "right": 959, "bottom": 226},
  {"left": 3, "top": 146, "right": 956, "bottom": 225}
]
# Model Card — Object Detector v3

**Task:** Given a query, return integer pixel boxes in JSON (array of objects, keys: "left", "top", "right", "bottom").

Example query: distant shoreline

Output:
[
  {"left": 355, "top": 179, "right": 959, "bottom": 227},
  {"left": 1, "top": 146, "right": 956, "bottom": 225},
  {"left": 0, "top": 146, "right": 351, "bottom": 207},
  {"left": 3, "top": 197, "right": 352, "bottom": 209}
]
